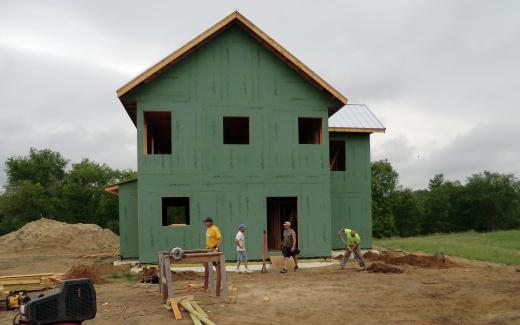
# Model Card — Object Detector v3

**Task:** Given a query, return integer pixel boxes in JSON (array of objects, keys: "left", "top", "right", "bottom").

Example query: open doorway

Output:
[{"left": 266, "top": 197, "right": 298, "bottom": 250}]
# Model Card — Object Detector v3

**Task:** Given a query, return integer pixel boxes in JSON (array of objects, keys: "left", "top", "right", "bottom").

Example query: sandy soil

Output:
[{"left": 1, "top": 253, "right": 519, "bottom": 325}]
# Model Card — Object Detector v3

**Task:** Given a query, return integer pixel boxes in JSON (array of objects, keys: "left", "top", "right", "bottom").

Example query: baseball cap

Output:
[
  {"left": 283, "top": 221, "right": 291, "bottom": 226},
  {"left": 239, "top": 223, "right": 247, "bottom": 229}
]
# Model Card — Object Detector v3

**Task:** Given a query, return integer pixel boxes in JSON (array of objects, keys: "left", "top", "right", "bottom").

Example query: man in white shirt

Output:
[{"left": 235, "top": 224, "right": 252, "bottom": 273}]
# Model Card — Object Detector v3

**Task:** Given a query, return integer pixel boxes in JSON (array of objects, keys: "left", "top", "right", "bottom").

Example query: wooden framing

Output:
[
  {"left": 328, "top": 127, "right": 386, "bottom": 134},
  {"left": 158, "top": 250, "right": 228, "bottom": 304},
  {"left": 116, "top": 11, "right": 347, "bottom": 106}
]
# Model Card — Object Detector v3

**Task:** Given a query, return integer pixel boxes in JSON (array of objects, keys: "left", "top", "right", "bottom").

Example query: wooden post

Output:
[
  {"left": 216, "top": 259, "right": 222, "bottom": 296},
  {"left": 204, "top": 262, "right": 209, "bottom": 290},
  {"left": 164, "top": 256, "right": 174, "bottom": 301},
  {"left": 207, "top": 263, "right": 216, "bottom": 295},
  {"left": 219, "top": 254, "right": 228, "bottom": 297}
]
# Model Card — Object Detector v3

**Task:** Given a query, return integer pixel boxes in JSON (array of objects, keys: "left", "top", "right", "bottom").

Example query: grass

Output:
[
  {"left": 375, "top": 230, "right": 520, "bottom": 265},
  {"left": 109, "top": 272, "right": 140, "bottom": 282}
]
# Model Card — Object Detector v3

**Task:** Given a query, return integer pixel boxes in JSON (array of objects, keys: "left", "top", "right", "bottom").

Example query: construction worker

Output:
[
  {"left": 280, "top": 221, "right": 299, "bottom": 273},
  {"left": 235, "top": 224, "right": 253, "bottom": 273},
  {"left": 337, "top": 228, "right": 366, "bottom": 270},
  {"left": 203, "top": 217, "right": 222, "bottom": 252}
]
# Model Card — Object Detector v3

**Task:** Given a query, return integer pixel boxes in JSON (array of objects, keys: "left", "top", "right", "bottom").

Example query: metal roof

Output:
[{"left": 328, "top": 104, "right": 385, "bottom": 133}]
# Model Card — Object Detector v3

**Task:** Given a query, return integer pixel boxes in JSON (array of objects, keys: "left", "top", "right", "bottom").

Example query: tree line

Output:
[
  {"left": 0, "top": 149, "right": 519, "bottom": 237},
  {"left": 372, "top": 160, "right": 520, "bottom": 238},
  {"left": 0, "top": 148, "right": 135, "bottom": 235}
]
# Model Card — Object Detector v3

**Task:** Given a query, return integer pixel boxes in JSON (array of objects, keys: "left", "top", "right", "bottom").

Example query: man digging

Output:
[{"left": 337, "top": 227, "right": 366, "bottom": 270}]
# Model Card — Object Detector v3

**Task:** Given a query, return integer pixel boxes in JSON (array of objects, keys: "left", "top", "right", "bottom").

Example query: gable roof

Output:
[
  {"left": 117, "top": 11, "right": 347, "bottom": 108},
  {"left": 328, "top": 104, "right": 386, "bottom": 133}
]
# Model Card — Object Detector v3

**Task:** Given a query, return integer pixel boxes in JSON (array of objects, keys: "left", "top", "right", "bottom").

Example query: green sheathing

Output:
[
  {"left": 124, "top": 24, "right": 338, "bottom": 263},
  {"left": 118, "top": 181, "right": 139, "bottom": 258},
  {"left": 330, "top": 133, "right": 373, "bottom": 249}
]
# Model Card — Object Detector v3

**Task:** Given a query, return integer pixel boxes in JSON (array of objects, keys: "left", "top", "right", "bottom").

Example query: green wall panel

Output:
[
  {"left": 118, "top": 181, "right": 138, "bottom": 258},
  {"left": 330, "top": 133, "right": 373, "bottom": 249}
]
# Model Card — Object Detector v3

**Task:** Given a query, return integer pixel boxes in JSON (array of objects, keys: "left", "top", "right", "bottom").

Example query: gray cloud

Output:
[{"left": 1, "top": 0, "right": 519, "bottom": 188}]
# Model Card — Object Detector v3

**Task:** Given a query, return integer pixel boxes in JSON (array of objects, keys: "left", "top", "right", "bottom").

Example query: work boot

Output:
[{"left": 280, "top": 268, "right": 288, "bottom": 273}]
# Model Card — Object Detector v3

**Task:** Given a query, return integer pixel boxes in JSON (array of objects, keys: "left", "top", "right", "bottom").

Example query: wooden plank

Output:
[
  {"left": 0, "top": 279, "right": 41, "bottom": 285},
  {"left": 0, "top": 273, "right": 53, "bottom": 280},
  {"left": 191, "top": 302, "right": 208, "bottom": 318},
  {"left": 170, "top": 298, "right": 183, "bottom": 320}
]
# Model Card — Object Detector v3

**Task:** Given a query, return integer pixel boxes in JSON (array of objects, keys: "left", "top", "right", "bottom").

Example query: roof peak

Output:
[{"left": 117, "top": 10, "right": 347, "bottom": 106}]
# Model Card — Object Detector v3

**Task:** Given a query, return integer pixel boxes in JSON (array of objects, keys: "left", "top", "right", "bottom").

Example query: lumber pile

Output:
[
  {"left": 169, "top": 296, "right": 215, "bottom": 325},
  {"left": 0, "top": 273, "right": 64, "bottom": 292}
]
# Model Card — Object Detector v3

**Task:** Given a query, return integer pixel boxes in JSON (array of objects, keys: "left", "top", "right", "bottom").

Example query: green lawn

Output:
[{"left": 374, "top": 230, "right": 520, "bottom": 265}]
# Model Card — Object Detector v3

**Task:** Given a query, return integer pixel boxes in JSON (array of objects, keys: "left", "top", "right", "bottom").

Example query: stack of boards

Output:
[{"left": 0, "top": 273, "right": 64, "bottom": 293}]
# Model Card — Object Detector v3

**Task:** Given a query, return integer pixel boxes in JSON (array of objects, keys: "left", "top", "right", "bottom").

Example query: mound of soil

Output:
[
  {"left": 367, "top": 262, "right": 403, "bottom": 273},
  {"left": 64, "top": 265, "right": 108, "bottom": 284},
  {"left": 0, "top": 218, "right": 119, "bottom": 255},
  {"left": 378, "top": 253, "right": 458, "bottom": 268},
  {"left": 363, "top": 251, "right": 380, "bottom": 259}
]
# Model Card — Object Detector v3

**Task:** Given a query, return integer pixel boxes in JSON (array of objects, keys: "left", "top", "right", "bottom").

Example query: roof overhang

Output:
[
  {"left": 118, "top": 11, "right": 347, "bottom": 125},
  {"left": 328, "top": 127, "right": 386, "bottom": 134},
  {"left": 104, "top": 178, "right": 137, "bottom": 195}
]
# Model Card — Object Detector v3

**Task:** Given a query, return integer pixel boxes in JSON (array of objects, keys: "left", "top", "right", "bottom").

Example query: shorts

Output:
[
  {"left": 282, "top": 246, "right": 296, "bottom": 258},
  {"left": 237, "top": 250, "right": 248, "bottom": 262}
]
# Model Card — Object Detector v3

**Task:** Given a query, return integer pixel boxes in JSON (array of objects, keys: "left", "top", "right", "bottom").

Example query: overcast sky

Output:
[{"left": 1, "top": 0, "right": 519, "bottom": 189}]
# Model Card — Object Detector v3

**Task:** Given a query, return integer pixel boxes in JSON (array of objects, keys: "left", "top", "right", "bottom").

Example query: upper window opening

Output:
[
  {"left": 162, "top": 197, "right": 190, "bottom": 226},
  {"left": 223, "top": 116, "right": 250, "bottom": 144},
  {"left": 298, "top": 117, "right": 322, "bottom": 144},
  {"left": 329, "top": 140, "right": 346, "bottom": 171},
  {"left": 144, "top": 111, "right": 171, "bottom": 154}
]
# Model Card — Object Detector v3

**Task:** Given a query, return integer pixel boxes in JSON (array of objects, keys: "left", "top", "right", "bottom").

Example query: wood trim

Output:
[
  {"left": 104, "top": 184, "right": 119, "bottom": 194},
  {"left": 116, "top": 11, "right": 347, "bottom": 106},
  {"left": 328, "top": 127, "right": 386, "bottom": 134}
]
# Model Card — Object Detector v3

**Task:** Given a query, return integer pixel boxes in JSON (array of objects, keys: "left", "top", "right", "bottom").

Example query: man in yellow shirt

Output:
[
  {"left": 337, "top": 227, "right": 366, "bottom": 270},
  {"left": 203, "top": 217, "right": 222, "bottom": 252}
]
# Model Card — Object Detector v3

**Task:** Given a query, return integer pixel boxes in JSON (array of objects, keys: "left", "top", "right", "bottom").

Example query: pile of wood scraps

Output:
[
  {"left": 0, "top": 273, "right": 64, "bottom": 293},
  {"left": 169, "top": 296, "right": 215, "bottom": 325}
]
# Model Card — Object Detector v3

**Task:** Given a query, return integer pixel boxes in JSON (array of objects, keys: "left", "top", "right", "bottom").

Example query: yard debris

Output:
[
  {"left": 0, "top": 218, "right": 118, "bottom": 255},
  {"left": 366, "top": 262, "right": 403, "bottom": 274}
]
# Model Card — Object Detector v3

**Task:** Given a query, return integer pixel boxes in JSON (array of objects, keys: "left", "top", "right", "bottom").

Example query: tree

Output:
[
  {"left": 371, "top": 160, "right": 398, "bottom": 237},
  {"left": 462, "top": 171, "right": 520, "bottom": 231},
  {"left": 420, "top": 174, "right": 463, "bottom": 234},
  {"left": 0, "top": 149, "right": 136, "bottom": 235},
  {"left": 392, "top": 188, "right": 421, "bottom": 237}
]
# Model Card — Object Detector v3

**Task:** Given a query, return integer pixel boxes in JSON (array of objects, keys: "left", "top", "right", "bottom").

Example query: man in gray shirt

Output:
[{"left": 280, "top": 221, "right": 299, "bottom": 273}]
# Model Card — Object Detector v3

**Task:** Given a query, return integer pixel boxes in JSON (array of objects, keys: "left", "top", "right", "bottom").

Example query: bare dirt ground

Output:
[{"left": 1, "top": 252, "right": 519, "bottom": 325}]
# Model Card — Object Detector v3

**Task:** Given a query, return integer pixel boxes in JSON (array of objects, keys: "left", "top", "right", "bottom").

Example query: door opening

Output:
[{"left": 266, "top": 197, "right": 298, "bottom": 251}]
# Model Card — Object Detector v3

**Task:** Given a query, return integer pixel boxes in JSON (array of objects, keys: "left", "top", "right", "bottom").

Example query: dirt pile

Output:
[
  {"left": 367, "top": 262, "right": 403, "bottom": 273},
  {"left": 0, "top": 218, "right": 119, "bottom": 255},
  {"left": 367, "top": 251, "right": 458, "bottom": 268},
  {"left": 64, "top": 262, "right": 130, "bottom": 284},
  {"left": 64, "top": 265, "right": 108, "bottom": 284}
]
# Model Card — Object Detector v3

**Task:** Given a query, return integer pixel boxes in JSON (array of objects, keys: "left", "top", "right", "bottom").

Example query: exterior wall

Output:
[
  {"left": 118, "top": 181, "right": 139, "bottom": 258},
  {"left": 330, "top": 133, "right": 373, "bottom": 249},
  {"left": 124, "top": 24, "right": 338, "bottom": 263}
]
